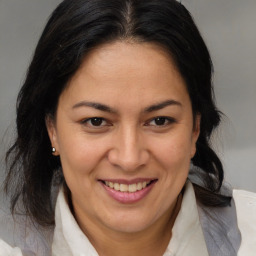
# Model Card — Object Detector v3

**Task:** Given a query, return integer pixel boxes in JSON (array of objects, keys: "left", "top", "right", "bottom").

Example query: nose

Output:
[{"left": 107, "top": 126, "right": 150, "bottom": 172}]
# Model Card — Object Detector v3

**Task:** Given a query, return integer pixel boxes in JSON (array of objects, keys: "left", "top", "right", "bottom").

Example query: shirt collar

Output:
[
  {"left": 164, "top": 181, "right": 209, "bottom": 256},
  {"left": 52, "top": 182, "right": 208, "bottom": 256},
  {"left": 52, "top": 186, "right": 99, "bottom": 256}
]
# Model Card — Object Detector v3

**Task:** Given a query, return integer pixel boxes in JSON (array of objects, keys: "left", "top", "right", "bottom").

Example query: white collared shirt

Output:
[
  {"left": 52, "top": 182, "right": 208, "bottom": 256},
  {"left": 0, "top": 182, "right": 255, "bottom": 256}
]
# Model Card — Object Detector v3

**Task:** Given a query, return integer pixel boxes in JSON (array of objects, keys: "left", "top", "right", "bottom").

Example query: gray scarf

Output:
[{"left": 189, "top": 167, "right": 241, "bottom": 256}]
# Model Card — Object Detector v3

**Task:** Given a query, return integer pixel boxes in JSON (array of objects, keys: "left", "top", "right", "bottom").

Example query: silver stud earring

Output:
[{"left": 52, "top": 147, "right": 56, "bottom": 153}]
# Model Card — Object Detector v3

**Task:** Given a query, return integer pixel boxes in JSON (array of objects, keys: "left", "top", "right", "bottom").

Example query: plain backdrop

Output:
[{"left": 0, "top": 0, "right": 255, "bottom": 193}]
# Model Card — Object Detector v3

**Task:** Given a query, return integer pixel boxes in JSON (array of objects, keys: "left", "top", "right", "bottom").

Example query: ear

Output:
[
  {"left": 191, "top": 114, "right": 201, "bottom": 158},
  {"left": 45, "top": 115, "right": 59, "bottom": 155}
]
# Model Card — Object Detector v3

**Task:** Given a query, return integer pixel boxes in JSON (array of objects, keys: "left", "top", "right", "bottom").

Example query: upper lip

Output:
[{"left": 98, "top": 178, "right": 158, "bottom": 185}]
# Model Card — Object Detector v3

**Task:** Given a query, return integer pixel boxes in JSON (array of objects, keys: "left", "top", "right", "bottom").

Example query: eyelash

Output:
[
  {"left": 81, "top": 117, "right": 110, "bottom": 128},
  {"left": 145, "top": 116, "right": 176, "bottom": 127},
  {"left": 81, "top": 116, "right": 176, "bottom": 128}
]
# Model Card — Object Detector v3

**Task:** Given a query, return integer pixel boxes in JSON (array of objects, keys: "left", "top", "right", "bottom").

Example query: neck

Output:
[{"left": 75, "top": 194, "right": 182, "bottom": 256}]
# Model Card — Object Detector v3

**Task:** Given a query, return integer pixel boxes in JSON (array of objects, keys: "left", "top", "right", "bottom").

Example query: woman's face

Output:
[{"left": 47, "top": 42, "right": 200, "bottom": 235}]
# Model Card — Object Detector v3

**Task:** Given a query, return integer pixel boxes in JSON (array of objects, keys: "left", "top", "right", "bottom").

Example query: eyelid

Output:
[
  {"left": 145, "top": 116, "right": 176, "bottom": 126},
  {"left": 80, "top": 116, "right": 176, "bottom": 128},
  {"left": 80, "top": 117, "right": 112, "bottom": 128}
]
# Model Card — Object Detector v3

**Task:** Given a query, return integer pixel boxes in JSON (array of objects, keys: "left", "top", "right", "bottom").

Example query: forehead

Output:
[{"left": 60, "top": 41, "right": 189, "bottom": 109}]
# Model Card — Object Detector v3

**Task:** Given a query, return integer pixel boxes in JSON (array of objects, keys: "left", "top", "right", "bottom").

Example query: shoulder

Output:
[
  {"left": 233, "top": 188, "right": 256, "bottom": 207},
  {"left": 233, "top": 189, "right": 256, "bottom": 222},
  {"left": 233, "top": 189, "right": 256, "bottom": 256},
  {"left": 0, "top": 206, "right": 53, "bottom": 256},
  {"left": 0, "top": 239, "right": 23, "bottom": 256}
]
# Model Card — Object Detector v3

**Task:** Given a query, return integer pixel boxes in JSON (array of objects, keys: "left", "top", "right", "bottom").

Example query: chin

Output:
[
  {"left": 101, "top": 209, "right": 160, "bottom": 234},
  {"left": 108, "top": 220, "right": 152, "bottom": 234}
]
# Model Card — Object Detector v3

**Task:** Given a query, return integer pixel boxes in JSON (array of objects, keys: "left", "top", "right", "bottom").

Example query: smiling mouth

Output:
[{"left": 101, "top": 180, "right": 157, "bottom": 193}]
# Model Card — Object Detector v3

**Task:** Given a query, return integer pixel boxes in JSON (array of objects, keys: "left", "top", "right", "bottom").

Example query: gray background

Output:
[{"left": 0, "top": 0, "right": 255, "bottom": 192}]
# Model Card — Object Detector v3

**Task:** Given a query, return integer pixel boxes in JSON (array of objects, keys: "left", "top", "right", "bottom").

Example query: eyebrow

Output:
[
  {"left": 72, "top": 101, "right": 117, "bottom": 113},
  {"left": 72, "top": 99, "right": 182, "bottom": 113},
  {"left": 144, "top": 99, "right": 182, "bottom": 112}
]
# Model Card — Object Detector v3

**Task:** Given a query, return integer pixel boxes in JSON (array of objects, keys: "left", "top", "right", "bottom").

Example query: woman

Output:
[{"left": 1, "top": 0, "right": 255, "bottom": 255}]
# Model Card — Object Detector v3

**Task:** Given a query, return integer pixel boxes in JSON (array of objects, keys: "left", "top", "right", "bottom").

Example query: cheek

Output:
[
  {"left": 154, "top": 134, "right": 193, "bottom": 168},
  {"left": 57, "top": 132, "right": 108, "bottom": 180}
]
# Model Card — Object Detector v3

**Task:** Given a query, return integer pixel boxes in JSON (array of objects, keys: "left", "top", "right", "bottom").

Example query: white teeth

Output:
[
  {"left": 128, "top": 184, "right": 137, "bottom": 192},
  {"left": 120, "top": 184, "right": 128, "bottom": 192},
  {"left": 137, "top": 182, "right": 142, "bottom": 190},
  {"left": 114, "top": 183, "right": 120, "bottom": 190},
  {"left": 104, "top": 181, "right": 153, "bottom": 192}
]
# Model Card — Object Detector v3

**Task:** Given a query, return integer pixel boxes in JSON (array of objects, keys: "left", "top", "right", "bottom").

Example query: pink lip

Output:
[
  {"left": 100, "top": 180, "right": 157, "bottom": 204},
  {"left": 100, "top": 178, "right": 155, "bottom": 185}
]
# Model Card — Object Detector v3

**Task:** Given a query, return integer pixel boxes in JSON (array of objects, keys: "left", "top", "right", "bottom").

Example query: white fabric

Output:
[
  {"left": 52, "top": 187, "right": 98, "bottom": 256},
  {"left": 52, "top": 182, "right": 208, "bottom": 256},
  {"left": 234, "top": 189, "right": 256, "bottom": 256},
  {"left": 0, "top": 183, "right": 256, "bottom": 256},
  {"left": 0, "top": 204, "right": 53, "bottom": 256},
  {"left": 163, "top": 182, "right": 209, "bottom": 255},
  {"left": 0, "top": 240, "right": 22, "bottom": 256}
]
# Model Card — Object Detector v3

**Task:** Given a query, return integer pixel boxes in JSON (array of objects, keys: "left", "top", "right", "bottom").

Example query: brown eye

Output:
[
  {"left": 154, "top": 117, "right": 167, "bottom": 126},
  {"left": 146, "top": 116, "right": 176, "bottom": 127},
  {"left": 90, "top": 118, "right": 103, "bottom": 126},
  {"left": 81, "top": 117, "right": 108, "bottom": 127}
]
